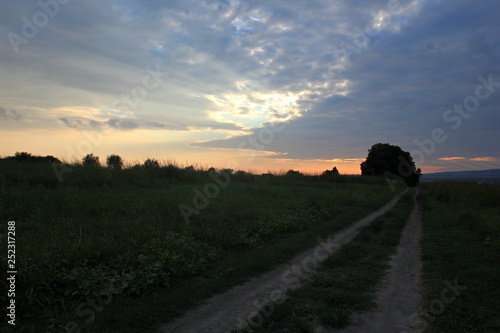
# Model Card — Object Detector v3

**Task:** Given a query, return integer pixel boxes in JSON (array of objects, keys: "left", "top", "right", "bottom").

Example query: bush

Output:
[
  {"left": 82, "top": 153, "right": 100, "bottom": 167},
  {"left": 127, "top": 232, "right": 220, "bottom": 294},
  {"left": 51, "top": 232, "right": 221, "bottom": 298},
  {"left": 285, "top": 170, "right": 304, "bottom": 180},
  {"left": 321, "top": 167, "right": 339, "bottom": 181},
  {"left": 233, "top": 170, "right": 255, "bottom": 183},
  {"left": 143, "top": 158, "right": 160, "bottom": 169},
  {"left": 106, "top": 154, "right": 123, "bottom": 169},
  {"left": 14, "top": 151, "right": 32, "bottom": 161},
  {"left": 2, "top": 152, "right": 61, "bottom": 164}
]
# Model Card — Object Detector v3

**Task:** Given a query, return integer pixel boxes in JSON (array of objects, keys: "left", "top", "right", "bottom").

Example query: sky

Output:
[{"left": 1, "top": 0, "right": 499, "bottom": 174}]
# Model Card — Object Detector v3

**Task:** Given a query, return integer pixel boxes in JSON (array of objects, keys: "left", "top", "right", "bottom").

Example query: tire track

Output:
[
  {"left": 329, "top": 189, "right": 423, "bottom": 333},
  {"left": 158, "top": 189, "right": 408, "bottom": 333}
]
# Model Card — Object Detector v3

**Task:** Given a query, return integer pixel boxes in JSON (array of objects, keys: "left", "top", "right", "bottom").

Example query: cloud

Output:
[
  {"left": 58, "top": 115, "right": 246, "bottom": 133},
  {"left": 438, "top": 157, "right": 467, "bottom": 161},
  {"left": 438, "top": 157, "right": 496, "bottom": 162},
  {"left": 469, "top": 157, "right": 495, "bottom": 162},
  {"left": 105, "top": 118, "right": 139, "bottom": 130},
  {"left": 1, "top": 0, "right": 500, "bottom": 171},
  {"left": 146, "top": 121, "right": 167, "bottom": 128},
  {"left": 261, "top": 157, "right": 365, "bottom": 164},
  {"left": 197, "top": 0, "right": 500, "bottom": 163},
  {"left": 0, "top": 106, "right": 22, "bottom": 120},
  {"left": 59, "top": 117, "right": 84, "bottom": 129},
  {"left": 100, "top": 109, "right": 134, "bottom": 118}
]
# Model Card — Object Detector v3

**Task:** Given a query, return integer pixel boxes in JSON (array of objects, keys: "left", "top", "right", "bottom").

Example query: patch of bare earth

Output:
[
  {"left": 158, "top": 189, "right": 408, "bottom": 333},
  {"left": 325, "top": 189, "right": 424, "bottom": 333}
]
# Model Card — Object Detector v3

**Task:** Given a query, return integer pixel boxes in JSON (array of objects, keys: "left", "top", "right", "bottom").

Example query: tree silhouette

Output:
[
  {"left": 106, "top": 154, "right": 123, "bottom": 169},
  {"left": 405, "top": 167, "right": 422, "bottom": 187},
  {"left": 361, "top": 143, "right": 422, "bottom": 187}
]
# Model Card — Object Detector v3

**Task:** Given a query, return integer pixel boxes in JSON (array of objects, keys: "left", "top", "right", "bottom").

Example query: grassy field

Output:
[
  {"left": 2, "top": 155, "right": 497, "bottom": 333},
  {"left": 419, "top": 181, "right": 500, "bottom": 332},
  {"left": 233, "top": 188, "right": 415, "bottom": 332},
  {"left": 0, "top": 157, "right": 402, "bottom": 332},
  {"left": 233, "top": 182, "right": 500, "bottom": 333}
]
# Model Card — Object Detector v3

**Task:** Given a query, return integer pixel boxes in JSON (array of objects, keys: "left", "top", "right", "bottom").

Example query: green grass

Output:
[
  {"left": 235, "top": 188, "right": 416, "bottom": 332},
  {"left": 0, "top": 159, "right": 405, "bottom": 332},
  {"left": 232, "top": 182, "right": 500, "bottom": 333},
  {"left": 419, "top": 181, "right": 500, "bottom": 332}
]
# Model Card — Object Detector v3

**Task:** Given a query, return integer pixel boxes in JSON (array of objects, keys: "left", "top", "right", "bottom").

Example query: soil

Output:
[
  {"left": 325, "top": 189, "right": 424, "bottom": 333},
  {"left": 158, "top": 189, "right": 409, "bottom": 333}
]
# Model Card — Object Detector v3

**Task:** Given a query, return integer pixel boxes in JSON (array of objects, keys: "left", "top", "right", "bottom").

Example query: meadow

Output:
[
  {"left": 234, "top": 188, "right": 417, "bottom": 332},
  {"left": 0, "top": 156, "right": 399, "bottom": 332},
  {"left": 238, "top": 181, "right": 500, "bottom": 333},
  {"left": 1, "top": 155, "right": 498, "bottom": 332},
  {"left": 418, "top": 181, "right": 500, "bottom": 332}
]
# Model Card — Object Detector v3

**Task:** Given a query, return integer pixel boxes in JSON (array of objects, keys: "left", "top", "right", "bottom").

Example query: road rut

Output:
[
  {"left": 159, "top": 189, "right": 408, "bottom": 333},
  {"left": 329, "top": 189, "right": 423, "bottom": 333}
]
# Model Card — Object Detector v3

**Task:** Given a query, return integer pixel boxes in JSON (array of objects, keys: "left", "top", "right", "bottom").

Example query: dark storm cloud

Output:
[
  {"left": 196, "top": 0, "right": 500, "bottom": 164},
  {"left": 1, "top": 0, "right": 499, "bottom": 169}
]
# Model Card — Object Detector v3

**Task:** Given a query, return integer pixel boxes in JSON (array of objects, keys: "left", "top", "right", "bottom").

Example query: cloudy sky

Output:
[{"left": 1, "top": 0, "right": 499, "bottom": 174}]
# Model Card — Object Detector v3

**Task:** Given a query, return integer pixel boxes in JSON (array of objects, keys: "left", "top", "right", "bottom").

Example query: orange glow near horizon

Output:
[
  {"left": 419, "top": 165, "right": 448, "bottom": 174},
  {"left": 1, "top": 128, "right": 364, "bottom": 174},
  {"left": 2, "top": 129, "right": 498, "bottom": 176}
]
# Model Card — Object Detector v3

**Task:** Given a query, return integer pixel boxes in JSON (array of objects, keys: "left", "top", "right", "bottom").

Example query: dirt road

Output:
[
  {"left": 328, "top": 189, "right": 424, "bottom": 333},
  {"left": 158, "top": 189, "right": 408, "bottom": 333}
]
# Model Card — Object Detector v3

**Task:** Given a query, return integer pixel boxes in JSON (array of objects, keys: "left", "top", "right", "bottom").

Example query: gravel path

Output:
[{"left": 158, "top": 189, "right": 408, "bottom": 333}]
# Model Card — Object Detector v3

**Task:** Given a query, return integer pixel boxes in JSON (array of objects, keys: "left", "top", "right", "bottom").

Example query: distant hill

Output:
[{"left": 421, "top": 169, "right": 500, "bottom": 183}]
